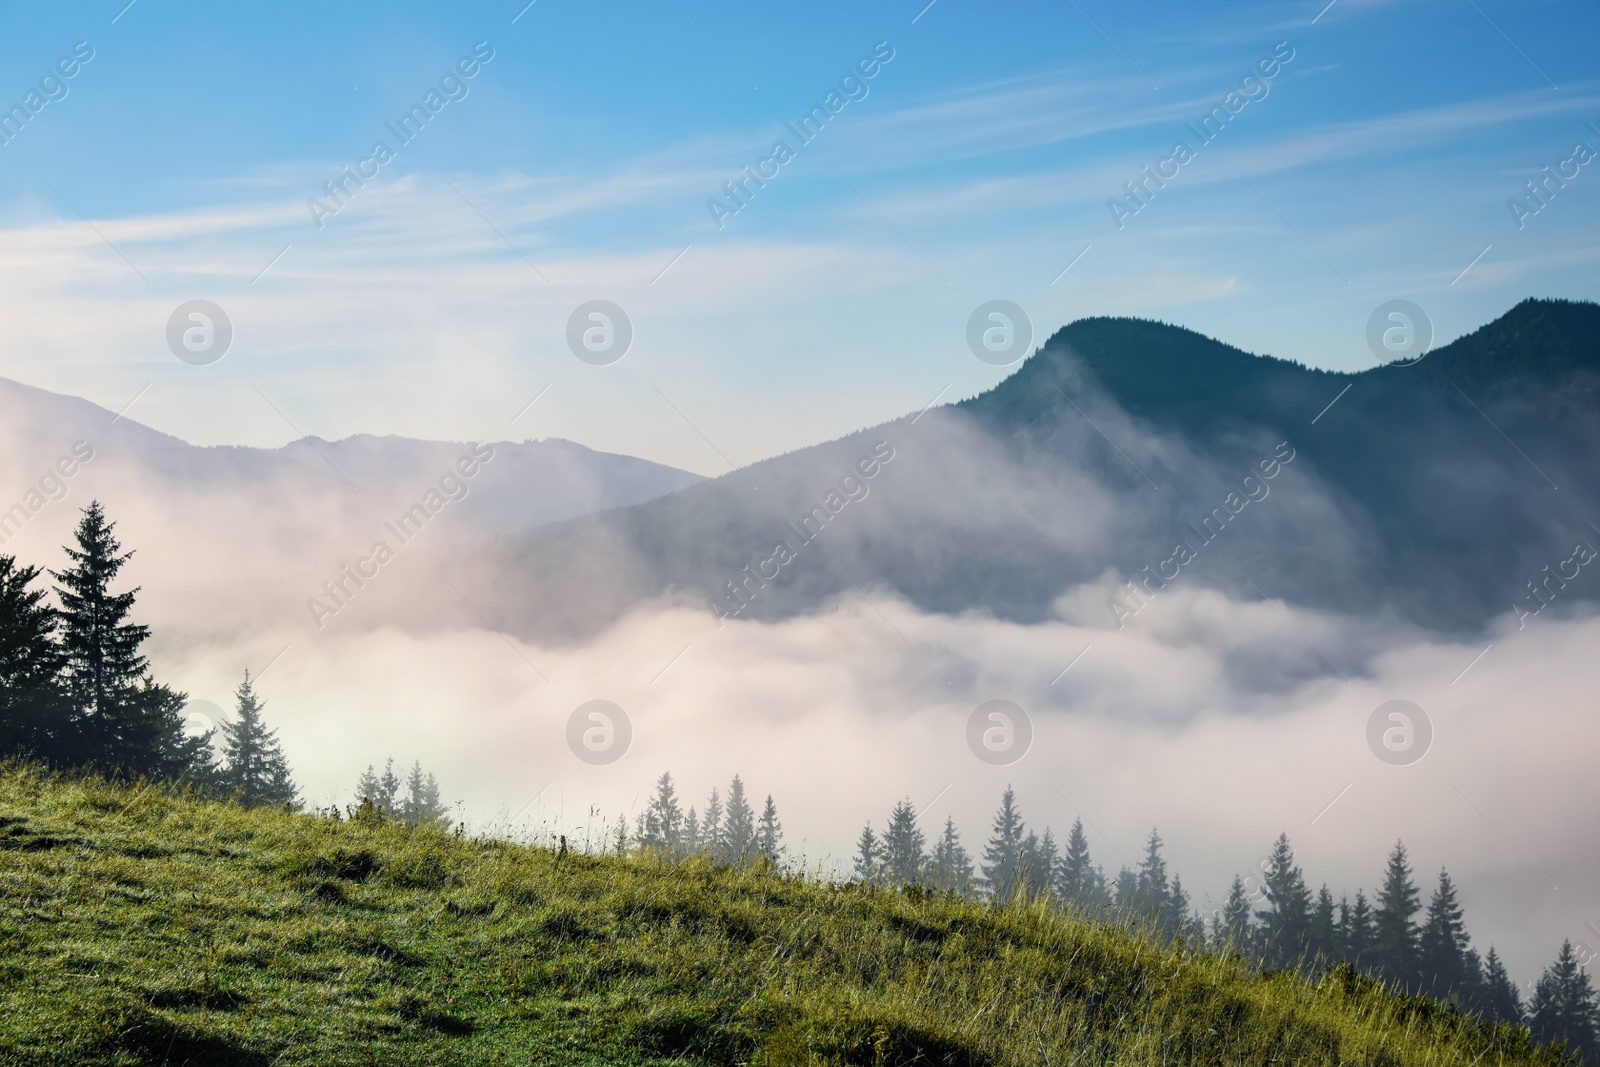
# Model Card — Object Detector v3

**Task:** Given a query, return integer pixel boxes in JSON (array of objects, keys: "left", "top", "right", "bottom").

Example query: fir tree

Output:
[
  {"left": 852, "top": 823, "right": 881, "bottom": 883},
  {"left": 881, "top": 799, "right": 926, "bottom": 886},
  {"left": 1027, "top": 827, "right": 1060, "bottom": 899},
  {"left": 51, "top": 503, "right": 147, "bottom": 727},
  {"left": 644, "top": 772, "right": 684, "bottom": 854},
  {"left": 1344, "top": 890, "right": 1377, "bottom": 969},
  {"left": 1255, "top": 834, "right": 1313, "bottom": 970},
  {"left": 0, "top": 555, "right": 67, "bottom": 761},
  {"left": 1529, "top": 940, "right": 1599, "bottom": 1062},
  {"left": 1133, "top": 829, "right": 1172, "bottom": 925},
  {"left": 400, "top": 761, "right": 450, "bottom": 828},
  {"left": 355, "top": 762, "right": 392, "bottom": 816},
  {"left": 216, "top": 671, "right": 296, "bottom": 806},
  {"left": 722, "top": 775, "right": 756, "bottom": 864},
  {"left": 49, "top": 502, "right": 201, "bottom": 776},
  {"left": 1166, "top": 874, "right": 1197, "bottom": 943},
  {"left": 1113, "top": 865, "right": 1138, "bottom": 916},
  {"left": 755, "top": 795, "right": 783, "bottom": 864},
  {"left": 1418, "top": 869, "right": 1471, "bottom": 1000},
  {"left": 379, "top": 759, "right": 401, "bottom": 814},
  {"left": 1215, "top": 875, "right": 1255, "bottom": 954},
  {"left": 1310, "top": 885, "right": 1338, "bottom": 966},
  {"left": 1058, "top": 819, "right": 1093, "bottom": 902},
  {"left": 1373, "top": 841, "right": 1423, "bottom": 990},
  {"left": 701, "top": 787, "right": 723, "bottom": 858},
  {"left": 928, "top": 816, "right": 974, "bottom": 896},
  {"left": 683, "top": 807, "right": 700, "bottom": 853},
  {"left": 1478, "top": 947, "right": 1525, "bottom": 1024},
  {"left": 980, "top": 786, "right": 1026, "bottom": 902}
]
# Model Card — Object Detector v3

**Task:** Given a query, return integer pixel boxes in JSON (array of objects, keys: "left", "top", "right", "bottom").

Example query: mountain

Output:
[
  {"left": 0, "top": 377, "right": 704, "bottom": 543},
  {"left": 0, "top": 377, "right": 703, "bottom": 639},
  {"left": 447, "top": 299, "right": 1600, "bottom": 643}
]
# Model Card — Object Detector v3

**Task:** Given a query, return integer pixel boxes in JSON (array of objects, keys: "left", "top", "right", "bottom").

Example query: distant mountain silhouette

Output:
[{"left": 451, "top": 299, "right": 1600, "bottom": 644}]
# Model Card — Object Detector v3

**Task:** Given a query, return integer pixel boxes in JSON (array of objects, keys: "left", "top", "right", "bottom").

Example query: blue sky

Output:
[{"left": 0, "top": 0, "right": 1596, "bottom": 472}]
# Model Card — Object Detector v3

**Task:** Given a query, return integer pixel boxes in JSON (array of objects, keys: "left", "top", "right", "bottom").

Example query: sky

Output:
[{"left": 0, "top": 0, "right": 1596, "bottom": 474}]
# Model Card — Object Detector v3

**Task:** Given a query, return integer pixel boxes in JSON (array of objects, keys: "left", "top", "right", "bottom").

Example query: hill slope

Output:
[
  {"left": 0, "top": 766, "right": 1561, "bottom": 1066},
  {"left": 445, "top": 298, "right": 1600, "bottom": 643}
]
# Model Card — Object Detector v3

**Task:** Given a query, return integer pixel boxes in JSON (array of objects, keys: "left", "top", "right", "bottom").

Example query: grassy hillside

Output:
[{"left": 0, "top": 765, "right": 1564, "bottom": 1067}]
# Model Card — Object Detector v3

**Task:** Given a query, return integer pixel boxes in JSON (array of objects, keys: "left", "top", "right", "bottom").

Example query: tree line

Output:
[
  {"left": 0, "top": 502, "right": 294, "bottom": 803},
  {"left": 843, "top": 784, "right": 1598, "bottom": 1063},
  {"left": 625, "top": 772, "right": 785, "bottom": 865}
]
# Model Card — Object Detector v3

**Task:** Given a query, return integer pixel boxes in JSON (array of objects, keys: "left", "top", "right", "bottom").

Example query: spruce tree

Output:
[
  {"left": 50, "top": 502, "right": 203, "bottom": 777},
  {"left": 1373, "top": 842, "right": 1423, "bottom": 990},
  {"left": 0, "top": 555, "right": 67, "bottom": 761},
  {"left": 1133, "top": 829, "right": 1171, "bottom": 924},
  {"left": 853, "top": 823, "right": 881, "bottom": 883},
  {"left": 216, "top": 671, "right": 296, "bottom": 807},
  {"left": 928, "top": 816, "right": 974, "bottom": 896},
  {"left": 755, "top": 795, "right": 783, "bottom": 864},
  {"left": 1166, "top": 874, "right": 1195, "bottom": 943},
  {"left": 50, "top": 502, "right": 148, "bottom": 735},
  {"left": 1530, "top": 940, "right": 1599, "bottom": 1062},
  {"left": 980, "top": 786, "right": 1026, "bottom": 902},
  {"left": 700, "top": 787, "right": 723, "bottom": 858},
  {"left": 1418, "top": 869, "right": 1471, "bottom": 1000},
  {"left": 1215, "top": 875, "right": 1255, "bottom": 954},
  {"left": 881, "top": 799, "right": 926, "bottom": 886},
  {"left": 645, "top": 772, "right": 684, "bottom": 854},
  {"left": 1310, "top": 885, "right": 1338, "bottom": 966},
  {"left": 1257, "top": 834, "right": 1313, "bottom": 970},
  {"left": 355, "top": 762, "right": 393, "bottom": 816},
  {"left": 400, "top": 761, "right": 450, "bottom": 828},
  {"left": 1058, "top": 819, "right": 1095, "bottom": 904},
  {"left": 1028, "top": 828, "right": 1060, "bottom": 899},
  {"left": 1344, "top": 889, "right": 1377, "bottom": 969},
  {"left": 1479, "top": 947, "right": 1525, "bottom": 1024},
  {"left": 683, "top": 807, "right": 700, "bottom": 852},
  {"left": 722, "top": 775, "right": 756, "bottom": 864}
]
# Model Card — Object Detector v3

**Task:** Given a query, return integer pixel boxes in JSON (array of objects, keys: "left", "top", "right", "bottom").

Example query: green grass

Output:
[{"left": 0, "top": 764, "right": 1565, "bottom": 1067}]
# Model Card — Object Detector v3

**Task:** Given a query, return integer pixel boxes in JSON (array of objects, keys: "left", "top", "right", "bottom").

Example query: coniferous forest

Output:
[{"left": 3, "top": 503, "right": 1597, "bottom": 1063}]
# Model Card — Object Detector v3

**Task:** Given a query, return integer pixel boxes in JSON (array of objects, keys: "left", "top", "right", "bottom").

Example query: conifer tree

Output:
[
  {"left": 1113, "top": 865, "right": 1138, "bottom": 915},
  {"left": 701, "top": 786, "right": 723, "bottom": 858},
  {"left": 1058, "top": 819, "right": 1093, "bottom": 902},
  {"left": 1529, "top": 940, "right": 1599, "bottom": 1061},
  {"left": 0, "top": 555, "right": 67, "bottom": 761},
  {"left": 51, "top": 503, "right": 148, "bottom": 748},
  {"left": 881, "top": 799, "right": 926, "bottom": 886},
  {"left": 1257, "top": 834, "right": 1313, "bottom": 970},
  {"left": 1166, "top": 874, "right": 1196, "bottom": 943},
  {"left": 1310, "top": 885, "right": 1338, "bottom": 965},
  {"left": 853, "top": 823, "right": 881, "bottom": 883},
  {"left": 683, "top": 807, "right": 700, "bottom": 853},
  {"left": 1028, "top": 827, "right": 1060, "bottom": 898},
  {"left": 355, "top": 762, "right": 390, "bottom": 815},
  {"left": 216, "top": 671, "right": 296, "bottom": 806},
  {"left": 928, "top": 816, "right": 974, "bottom": 896},
  {"left": 644, "top": 772, "right": 684, "bottom": 854},
  {"left": 49, "top": 502, "right": 203, "bottom": 778},
  {"left": 1418, "top": 869, "right": 1471, "bottom": 999},
  {"left": 981, "top": 786, "right": 1026, "bottom": 902},
  {"left": 400, "top": 760, "right": 450, "bottom": 828},
  {"left": 1133, "top": 829, "right": 1172, "bottom": 924},
  {"left": 1215, "top": 875, "right": 1255, "bottom": 954},
  {"left": 1373, "top": 842, "right": 1423, "bottom": 990},
  {"left": 1479, "top": 947, "right": 1525, "bottom": 1024},
  {"left": 755, "top": 794, "right": 784, "bottom": 864},
  {"left": 1344, "top": 889, "right": 1377, "bottom": 968},
  {"left": 722, "top": 775, "right": 756, "bottom": 864}
]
